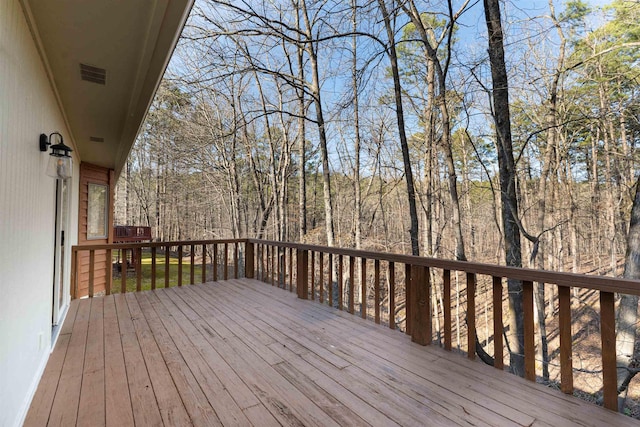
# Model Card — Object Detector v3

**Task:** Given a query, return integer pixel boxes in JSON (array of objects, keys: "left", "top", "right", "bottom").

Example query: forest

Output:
[
  {"left": 113, "top": 0, "right": 639, "bottom": 411},
  {"left": 116, "top": 0, "right": 638, "bottom": 276}
]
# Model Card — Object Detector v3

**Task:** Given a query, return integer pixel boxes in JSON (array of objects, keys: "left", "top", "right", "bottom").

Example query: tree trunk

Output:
[
  {"left": 616, "top": 176, "right": 640, "bottom": 411},
  {"left": 483, "top": 0, "right": 525, "bottom": 376},
  {"left": 378, "top": 0, "right": 420, "bottom": 256}
]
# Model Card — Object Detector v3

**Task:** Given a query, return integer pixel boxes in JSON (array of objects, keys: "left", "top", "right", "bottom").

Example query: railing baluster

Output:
[
  {"left": 213, "top": 244, "right": 218, "bottom": 282},
  {"left": 389, "top": 262, "right": 395, "bottom": 330},
  {"left": 374, "top": 259, "right": 380, "bottom": 323},
  {"left": 349, "top": 256, "right": 355, "bottom": 314},
  {"left": 234, "top": 242, "right": 239, "bottom": 279},
  {"left": 444, "top": 270, "right": 452, "bottom": 351},
  {"left": 271, "top": 245, "right": 275, "bottom": 287},
  {"left": 151, "top": 247, "right": 157, "bottom": 290},
  {"left": 311, "top": 251, "right": 316, "bottom": 300},
  {"left": 190, "top": 244, "right": 195, "bottom": 284},
  {"left": 328, "top": 253, "right": 333, "bottom": 307},
  {"left": 600, "top": 291, "right": 617, "bottom": 411},
  {"left": 224, "top": 243, "right": 229, "bottom": 281},
  {"left": 164, "top": 246, "right": 169, "bottom": 288},
  {"left": 202, "top": 244, "right": 207, "bottom": 283},
  {"left": 558, "top": 285, "right": 572, "bottom": 393},
  {"left": 88, "top": 249, "right": 95, "bottom": 298},
  {"left": 523, "top": 280, "right": 535, "bottom": 381},
  {"left": 405, "top": 263, "right": 411, "bottom": 335},
  {"left": 362, "top": 258, "right": 368, "bottom": 320},
  {"left": 278, "top": 247, "right": 282, "bottom": 288},
  {"left": 289, "top": 247, "right": 293, "bottom": 291},
  {"left": 319, "top": 252, "right": 324, "bottom": 304},
  {"left": 106, "top": 248, "right": 112, "bottom": 296},
  {"left": 338, "top": 254, "right": 344, "bottom": 310},
  {"left": 71, "top": 248, "right": 78, "bottom": 299},
  {"left": 178, "top": 245, "right": 183, "bottom": 287},
  {"left": 467, "top": 272, "right": 476, "bottom": 360},
  {"left": 136, "top": 247, "right": 142, "bottom": 292},
  {"left": 492, "top": 276, "right": 503, "bottom": 369},
  {"left": 122, "top": 249, "right": 128, "bottom": 293}
]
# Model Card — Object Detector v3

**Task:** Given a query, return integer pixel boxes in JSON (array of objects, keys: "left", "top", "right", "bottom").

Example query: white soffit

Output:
[{"left": 23, "top": 0, "right": 193, "bottom": 178}]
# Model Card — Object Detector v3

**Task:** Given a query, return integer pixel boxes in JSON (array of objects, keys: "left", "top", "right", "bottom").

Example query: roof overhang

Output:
[{"left": 21, "top": 0, "right": 193, "bottom": 178}]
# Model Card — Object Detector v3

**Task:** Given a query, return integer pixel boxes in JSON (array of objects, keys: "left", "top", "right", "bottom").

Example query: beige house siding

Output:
[{"left": 0, "top": 1, "right": 79, "bottom": 426}]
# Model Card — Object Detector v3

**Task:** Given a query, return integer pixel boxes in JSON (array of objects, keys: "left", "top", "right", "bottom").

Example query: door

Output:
[{"left": 52, "top": 179, "right": 70, "bottom": 326}]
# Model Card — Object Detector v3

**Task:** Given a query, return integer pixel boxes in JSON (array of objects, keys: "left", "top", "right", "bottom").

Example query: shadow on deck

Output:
[{"left": 25, "top": 278, "right": 635, "bottom": 426}]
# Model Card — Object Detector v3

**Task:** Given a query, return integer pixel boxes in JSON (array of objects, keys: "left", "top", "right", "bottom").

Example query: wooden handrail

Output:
[{"left": 248, "top": 239, "right": 640, "bottom": 295}]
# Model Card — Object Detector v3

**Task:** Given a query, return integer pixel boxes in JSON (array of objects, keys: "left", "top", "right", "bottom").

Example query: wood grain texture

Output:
[
  {"left": 26, "top": 279, "right": 635, "bottom": 427},
  {"left": 558, "top": 285, "right": 573, "bottom": 393}
]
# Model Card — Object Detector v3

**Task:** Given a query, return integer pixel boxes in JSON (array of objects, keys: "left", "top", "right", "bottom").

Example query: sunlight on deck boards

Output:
[{"left": 25, "top": 278, "right": 636, "bottom": 426}]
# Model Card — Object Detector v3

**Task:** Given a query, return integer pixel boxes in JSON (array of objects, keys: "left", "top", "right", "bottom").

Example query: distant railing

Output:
[
  {"left": 71, "top": 237, "right": 640, "bottom": 411},
  {"left": 71, "top": 239, "right": 250, "bottom": 299}
]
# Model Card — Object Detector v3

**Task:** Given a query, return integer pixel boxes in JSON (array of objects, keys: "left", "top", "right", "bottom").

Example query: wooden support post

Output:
[
  {"left": 443, "top": 270, "right": 452, "bottom": 351},
  {"left": 389, "top": 262, "right": 395, "bottom": 330},
  {"left": 88, "top": 250, "right": 95, "bottom": 298},
  {"left": 467, "top": 272, "right": 476, "bottom": 360},
  {"left": 492, "top": 276, "right": 503, "bottom": 369},
  {"left": 296, "top": 249, "right": 309, "bottom": 299},
  {"left": 245, "top": 241, "right": 255, "bottom": 279},
  {"left": 558, "top": 285, "right": 573, "bottom": 393},
  {"left": 178, "top": 245, "right": 183, "bottom": 287},
  {"left": 600, "top": 291, "right": 617, "bottom": 411},
  {"left": 523, "top": 280, "right": 535, "bottom": 381},
  {"left": 151, "top": 247, "right": 156, "bottom": 290},
  {"left": 410, "top": 265, "right": 431, "bottom": 346}
]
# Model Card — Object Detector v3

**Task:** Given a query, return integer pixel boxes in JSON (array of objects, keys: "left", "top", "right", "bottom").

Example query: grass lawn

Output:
[{"left": 109, "top": 250, "right": 209, "bottom": 294}]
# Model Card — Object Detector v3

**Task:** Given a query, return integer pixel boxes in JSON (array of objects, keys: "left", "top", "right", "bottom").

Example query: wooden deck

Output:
[{"left": 25, "top": 278, "right": 636, "bottom": 426}]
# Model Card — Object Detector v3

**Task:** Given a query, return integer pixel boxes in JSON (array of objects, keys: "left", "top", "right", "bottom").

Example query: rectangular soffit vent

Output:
[
  {"left": 89, "top": 136, "right": 105, "bottom": 143},
  {"left": 80, "top": 63, "right": 106, "bottom": 85}
]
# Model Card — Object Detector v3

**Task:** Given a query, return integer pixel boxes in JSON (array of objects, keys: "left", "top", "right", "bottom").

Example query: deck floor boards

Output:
[{"left": 25, "top": 278, "right": 638, "bottom": 426}]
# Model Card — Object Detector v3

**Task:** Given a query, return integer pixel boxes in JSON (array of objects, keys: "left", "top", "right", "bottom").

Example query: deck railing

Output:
[{"left": 71, "top": 237, "right": 640, "bottom": 411}]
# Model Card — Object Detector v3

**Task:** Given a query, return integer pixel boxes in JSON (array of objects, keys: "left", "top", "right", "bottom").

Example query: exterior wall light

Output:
[{"left": 40, "top": 132, "right": 73, "bottom": 179}]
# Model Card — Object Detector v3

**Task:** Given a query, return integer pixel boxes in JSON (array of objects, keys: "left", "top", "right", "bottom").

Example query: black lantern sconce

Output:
[{"left": 40, "top": 132, "right": 73, "bottom": 179}]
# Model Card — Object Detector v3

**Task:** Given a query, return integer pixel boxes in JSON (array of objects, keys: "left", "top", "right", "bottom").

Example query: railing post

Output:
[
  {"left": 410, "top": 265, "right": 431, "bottom": 346},
  {"left": 296, "top": 249, "right": 308, "bottom": 299},
  {"left": 245, "top": 241, "right": 255, "bottom": 279}
]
